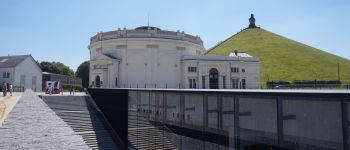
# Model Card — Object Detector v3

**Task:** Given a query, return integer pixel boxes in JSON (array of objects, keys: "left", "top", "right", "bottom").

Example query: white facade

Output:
[
  {"left": 89, "top": 26, "right": 260, "bottom": 89},
  {"left": 0, "top": 55, "right": 42, "bottom": 91}
]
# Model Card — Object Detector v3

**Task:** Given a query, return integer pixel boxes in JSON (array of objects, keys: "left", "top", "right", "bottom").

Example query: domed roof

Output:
[{"left": 135, "top": 26, "right": 161, "bottom": 30}]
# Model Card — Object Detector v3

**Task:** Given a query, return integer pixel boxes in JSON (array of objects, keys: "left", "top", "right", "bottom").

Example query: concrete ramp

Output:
[
  {"left": 0, "top": 90, "right": 89, "bottom": 149},
  {"left": 40, "top": 95, "right": 121, "bottom": 150}
]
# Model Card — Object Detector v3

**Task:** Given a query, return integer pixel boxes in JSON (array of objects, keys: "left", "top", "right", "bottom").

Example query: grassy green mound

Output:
[{"left": 206, "top": 28, "right": 350, "bottom": 85}]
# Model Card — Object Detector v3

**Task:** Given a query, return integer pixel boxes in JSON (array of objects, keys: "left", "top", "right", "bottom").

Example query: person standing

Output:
[
  {"left": 2, "top": 82, "right": 7, "bottom": 97},
  {"left": 9, "top": 84, "right": 13, "bottom": 96}
]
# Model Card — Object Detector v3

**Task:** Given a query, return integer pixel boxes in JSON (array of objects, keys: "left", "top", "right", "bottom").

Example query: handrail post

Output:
[
  {"left": 341, "top": 99, "right": 349, "bottom": 150},
  {"left": 277, "top": 96, "right": 283, "bottom": 147}
]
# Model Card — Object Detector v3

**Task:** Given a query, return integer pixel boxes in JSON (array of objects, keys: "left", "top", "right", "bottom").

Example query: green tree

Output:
[
  {"left": 75, "top": 61, "right": 90, "bottom": 88},
  {"left": 40, "top": 61, "right": 74, "bottom": 76}
]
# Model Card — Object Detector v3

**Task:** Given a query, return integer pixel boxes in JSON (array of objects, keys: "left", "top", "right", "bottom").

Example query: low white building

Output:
[
  {"left": 89, "top": 26, "right": 260, "bottom": 89},
  {"left": 0, "top": 55, "right": 42, "bottom": 91}
]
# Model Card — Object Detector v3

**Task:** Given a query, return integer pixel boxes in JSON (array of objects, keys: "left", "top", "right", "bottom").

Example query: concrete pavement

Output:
[
  {"left": 0, "top": 92, "right": 22, "bottom": 127},
  {"left": 0, "top": 90, "right": 90, "bottom": 149}
]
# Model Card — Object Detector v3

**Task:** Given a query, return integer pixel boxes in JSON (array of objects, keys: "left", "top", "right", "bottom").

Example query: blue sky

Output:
[{"left": 0, "top": 0, "right": 349, "bottom": 71}]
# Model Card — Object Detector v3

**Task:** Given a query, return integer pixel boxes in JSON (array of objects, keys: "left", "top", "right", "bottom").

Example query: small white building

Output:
[
  {"left": 89, "top": 26, "right": 260, "bottom": 89},
  {"left": 0, "top": 55, "right": 42, "bottom": 91}
]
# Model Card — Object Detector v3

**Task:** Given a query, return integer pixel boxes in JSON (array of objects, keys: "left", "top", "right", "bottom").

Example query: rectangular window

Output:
[
  {"left": 193, "top": 79, "right": 196, "bottom": 88},
  {"left": 223, "top": 76, "right": 226, "bottom": 89},
  {"left": 187, "top": 66, "right": 197, "bottom": 73},
  {"left": 231, "top": 67, "right": 239, "bottom": 73},
  {"left": 242, "top": 68, "right": 245, "bottom": 73},
  {"left": 3, "top": 72, "right": 10, "bottom": 78},
  {"left": 202, "top": 76, "right": 205, "bottom": 89},
  {"left": 242, "top": 79, "right": 246, "bottom": 89},
  {"left": 189, "top": 78, "right": 197, "bottom": 89},
  {"left": 232, "top": 78, "right": 239, "bottom": 89}
]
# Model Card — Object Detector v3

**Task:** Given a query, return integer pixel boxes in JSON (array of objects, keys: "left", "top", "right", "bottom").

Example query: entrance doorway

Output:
[
  {"left": 95, "top": 76, "right": 101, "bottom": 87},
  {"left": 209, "top": 68, "right": 219, "bottom": 89}
]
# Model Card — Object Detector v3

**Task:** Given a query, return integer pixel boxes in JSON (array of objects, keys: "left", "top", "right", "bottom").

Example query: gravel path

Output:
[{"left": 0, "top": 90, "right": 90, "bottom": 150}]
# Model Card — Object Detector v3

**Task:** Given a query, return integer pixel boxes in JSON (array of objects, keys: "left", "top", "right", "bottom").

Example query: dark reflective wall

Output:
[{"left": 88, "top": 88, "right": 350, "bottom": 150}]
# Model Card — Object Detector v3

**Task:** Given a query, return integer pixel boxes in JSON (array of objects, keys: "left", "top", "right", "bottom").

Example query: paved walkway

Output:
[
  {"left": 0, "top": 90, "right": 90, "bottom": 149},
  {"left": 0, "top": 92, "right": 22, "bottom": 127}
]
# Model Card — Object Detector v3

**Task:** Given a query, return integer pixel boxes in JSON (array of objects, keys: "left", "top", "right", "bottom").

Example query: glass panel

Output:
[
  {"left": 205, "top": 141, "right": 220, "bottom": 150},
  {"left": 238, "top": 96, "right": 278, "bottom": 147},
  {"left": 129, "top": 91, "right": 184, "bottom": 149},
  {"left": 347, "top": 98, "right": 350, "bottom": 149},
  {"left": 139, "top": 92, "right": 150, "bottom": 119},
  {"left": 128, "top": 91, "right": 138, "bottom": 110},
  {"left": 128, "top": 91, "right": 139, "bottom": 148},
  {"left": 181, "top": 136, "right": 204, "bottom": 150},
  {"left": 149, "top": 92, "right": 157, "bottom": 121},
  {"left": 136, "top": 91, "right": 150, "bottom": 146},
  {"left": 157, "top": 92, "right": 164, "bottom": 123},
  {"left": 184, "top": 94, "right": 203, "bottom": 127},
  {"left": 283, "top": 97, "right": 343, "bottom": 149},
  {"left": 163, "top": 127, "right": 181, "bottom": 149},
  {"left": 166, "top": 93, "right": 181, "bottom": 125},
  {"left": 222, "top": 96, "right": 235, "bottom": 148},
  {"left": 208, "top": 95, "right": 218, "bottom": 129}
]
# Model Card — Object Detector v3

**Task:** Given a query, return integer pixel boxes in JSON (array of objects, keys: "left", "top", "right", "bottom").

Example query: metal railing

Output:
[
  {"left": 0, "top": 86, "right": 25, "bottom": 92},
  {"left": 90, "top": 83, "right": 350, "bottom": 90}
]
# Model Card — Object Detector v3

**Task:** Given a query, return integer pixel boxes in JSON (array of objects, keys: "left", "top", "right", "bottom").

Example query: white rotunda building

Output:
[{"left": 89, "top": 26, "right": 260, "bottom": 89}]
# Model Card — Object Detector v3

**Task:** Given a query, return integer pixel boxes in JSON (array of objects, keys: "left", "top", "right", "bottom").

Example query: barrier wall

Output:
[{"left": 88, "top": 88, "right": 350, "bottom": 150}]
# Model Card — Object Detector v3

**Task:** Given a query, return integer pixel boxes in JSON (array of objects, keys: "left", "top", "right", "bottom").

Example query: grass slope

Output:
[{"left": 207, "top": 28, "right": 350, "bottom": 85}]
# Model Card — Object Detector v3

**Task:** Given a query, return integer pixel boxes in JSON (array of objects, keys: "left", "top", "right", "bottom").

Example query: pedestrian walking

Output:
[
  {"left": 2, "top": 82, "right": 7, "bottom": 97},
  {"left": 9, "top": 84, "right": 13, "bottom": 96}
]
